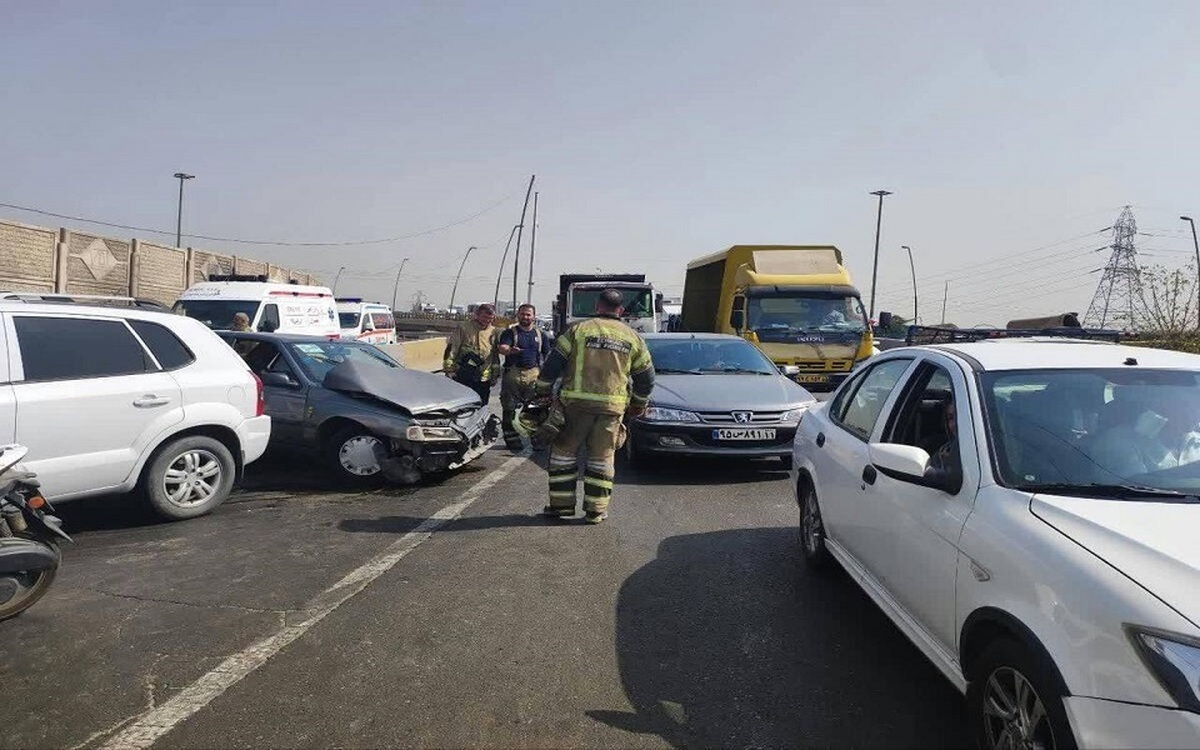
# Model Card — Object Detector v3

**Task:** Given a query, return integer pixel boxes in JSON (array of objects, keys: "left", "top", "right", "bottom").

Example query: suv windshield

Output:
[
  {"left": 173, "top": 300, "right": 261, "bottom": 330},
  {"left": 645, "top": 338, "right": 777, "bottom": 375},
  {"left": 747, "top": 294, "right": 866, "bottom": 334},
  {"left": 982, "top": 368, "right": 1200, "bottom": 494},
  {"left": 287, "top": 340, "right": 401, "bottom": 382}
]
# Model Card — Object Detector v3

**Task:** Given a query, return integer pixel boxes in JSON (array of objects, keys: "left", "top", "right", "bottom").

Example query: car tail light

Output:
[{"left": 251, "top": 371, "right": 265, "bottom": 417}]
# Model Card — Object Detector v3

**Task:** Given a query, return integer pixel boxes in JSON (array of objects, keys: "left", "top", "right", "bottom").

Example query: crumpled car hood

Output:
[{"left": 323, "top": 359, "right": 480, "bottom": 414}]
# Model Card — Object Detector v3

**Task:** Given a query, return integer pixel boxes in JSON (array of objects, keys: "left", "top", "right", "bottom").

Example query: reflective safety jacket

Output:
[
  {"left": 538, "top": 315, "right": 655, "bottom": 415},
  {"left": 443, "top": 319, "right": 498, "bottom": 381}
]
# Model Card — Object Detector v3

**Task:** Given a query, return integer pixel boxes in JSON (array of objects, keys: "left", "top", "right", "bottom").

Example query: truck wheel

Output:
[{"left": 143, "top": 436, "right": 236, "bottom": 520}]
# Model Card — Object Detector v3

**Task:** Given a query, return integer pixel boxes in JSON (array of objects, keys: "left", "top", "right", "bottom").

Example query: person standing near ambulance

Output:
[
  {"left": 535, "top": 289, "right": 654, "bottom": 524},
  {"left": 443, "top": 304, "right": 499, "bottom": 405},
  {"left": 498, "top": 304, "right": 553, "bottom": 450}
]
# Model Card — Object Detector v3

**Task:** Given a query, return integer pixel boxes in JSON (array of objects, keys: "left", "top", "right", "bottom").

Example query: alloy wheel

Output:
[
  {"left": 982, "top": 666, "right": 1056, "bottom": 750},
  {"left": 801, "top": 488, "right": 823, "bottom": 555},
  {"left": 161, "top": 449, "right": 223, "bottom": 508}
]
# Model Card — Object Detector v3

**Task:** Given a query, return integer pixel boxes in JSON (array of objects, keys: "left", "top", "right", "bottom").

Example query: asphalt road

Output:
[{"left": 0, "top": 443, "right": 968, "bottom": 749}]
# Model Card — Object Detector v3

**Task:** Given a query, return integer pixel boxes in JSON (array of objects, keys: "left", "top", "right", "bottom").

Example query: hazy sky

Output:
[{"left": 4, "top": 1, "right": 1200, "bottom": 325}]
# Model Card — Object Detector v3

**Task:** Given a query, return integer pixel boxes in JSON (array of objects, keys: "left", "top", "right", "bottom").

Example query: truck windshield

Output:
[
  {"left": 338, "top": 312, "right": 361, "bottom": 329},
  {"left": 173, "top": 300, "right": 261, "bottom": 330},
  {"left": 746, "top": 294, "right": 866, "bottom": 333},
  {"left": 571, "top": 289, "right": 654, "bottom": 317}
]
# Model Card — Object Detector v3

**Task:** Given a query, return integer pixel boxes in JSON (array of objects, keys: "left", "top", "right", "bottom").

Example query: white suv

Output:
[
  {"left": 0, "top": 300, "right": 271, "bottom": 520},
  {"left": 793, "top": 339, "right": 1200, "bottom": 749}
]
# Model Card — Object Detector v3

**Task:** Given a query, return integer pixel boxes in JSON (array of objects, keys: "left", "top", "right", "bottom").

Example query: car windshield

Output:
[
  {"left": 982, "top": 368, "right": 1200, "bottom": 495},
  {"left": 645, "top": 338, "right": 777, "bottom": 375},
  {"left": 338, "top": 312, "right": 360, "bottom": 329},
  {"left": 173, "top": 299, "right": 261, "bottom": 330},
  {"left": 287, "top": 340, "right": 401, "bottom": 382},
  {"left": 747, "top": 294, "right": 867, "bottom": 333},
  {"left": 571, "top": 289, "right": 654, "bottom": 317}
]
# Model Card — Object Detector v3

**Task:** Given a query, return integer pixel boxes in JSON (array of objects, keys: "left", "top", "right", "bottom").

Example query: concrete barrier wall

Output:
[
  {"left": 0, "top": 218, "right": 321, "bottom": 300},
  {"left": 379, "top": 337, "right": 447, "bottom": 373}
]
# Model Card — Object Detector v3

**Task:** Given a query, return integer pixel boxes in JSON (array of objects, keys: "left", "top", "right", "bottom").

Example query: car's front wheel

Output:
[
  {"left": 797, "top": 479, "right": 832, "bottom": 569},
  {"left": 143, "top": 436, "right": 236, "bottom": 520},
  {"left": 968, "top": 638, "right": 1077, "bottom": 750},
  {"left": 326, "top": 426, "right": 389, "bottom": 485}
]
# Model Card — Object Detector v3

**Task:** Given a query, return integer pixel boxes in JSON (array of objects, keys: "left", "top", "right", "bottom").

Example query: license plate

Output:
[
  {"left": 796, "top": 374, "right": 829, "bottom": 384},
  {"left": 712, "top": 428, "right": 777, "bottom": 441}
]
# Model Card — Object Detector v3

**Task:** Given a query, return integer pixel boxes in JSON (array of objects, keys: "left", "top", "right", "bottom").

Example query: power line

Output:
[{"left": 0, "top": 189, "right": 518, "bottom": 247}]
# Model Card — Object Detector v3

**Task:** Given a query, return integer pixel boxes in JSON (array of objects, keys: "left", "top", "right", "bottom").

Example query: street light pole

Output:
[
  {"left": 173, "top": 172, "right": 195, "bottom": 248},
  {"left": 868, "top": 189, "right": 893, "bottom": 321},
  {"left": 494, "top": 225, "right": 519, "bottom": 309},
  {"left": 449, "top": 246, "right": 476, "bottom": 312},
  {"left": 901, "top": 245, "right": 917, "bottom": 324},
  {"left": 1182, "top": 216, "right": 1200, "bottom": 329},
  {"left": 332, "top": 266, "right": 346, "bottom": 294},
  {"left": 526, "top": 191, "right": 538, "bottom": 306},
  {"left": 391, "top": 257, "right": 409, "bottom": 311}
]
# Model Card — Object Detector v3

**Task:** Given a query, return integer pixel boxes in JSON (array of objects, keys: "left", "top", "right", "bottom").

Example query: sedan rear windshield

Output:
[{"left": 981, "top": 368, "right": 1200, "bottom": 494}]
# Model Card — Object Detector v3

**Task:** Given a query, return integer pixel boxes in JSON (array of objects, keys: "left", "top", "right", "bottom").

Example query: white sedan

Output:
[{"left": 791, "top": 338, "right": 1200, "bottom": 749}]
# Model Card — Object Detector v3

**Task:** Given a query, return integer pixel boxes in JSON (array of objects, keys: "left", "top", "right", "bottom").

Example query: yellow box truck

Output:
[{"left": 680, "top": 245, "right": 874, "bottom": 391}]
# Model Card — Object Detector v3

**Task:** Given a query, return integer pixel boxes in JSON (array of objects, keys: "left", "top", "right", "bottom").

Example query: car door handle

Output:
[
  {"left": 816, "top": 432, "right": 825, "bottom": 447},
  {"left": 133, "top": 395, "right": 170, "bottom": 408},
  {"left": 862, "top": 465, "right": 877, "bottom": 485}
]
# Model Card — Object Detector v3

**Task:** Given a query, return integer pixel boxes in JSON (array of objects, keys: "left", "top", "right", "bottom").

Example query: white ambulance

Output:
[
  {"left": 173, "top": 275, "right": 340, "bottom": 337},
  {"left": 336, "top": 298, "right": 397, "bottom": 344}
]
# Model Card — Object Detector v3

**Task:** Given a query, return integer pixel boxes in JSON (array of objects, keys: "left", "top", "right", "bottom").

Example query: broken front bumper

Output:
[{"left": 409, "top": 413, "right": 501, "bottom": 474}]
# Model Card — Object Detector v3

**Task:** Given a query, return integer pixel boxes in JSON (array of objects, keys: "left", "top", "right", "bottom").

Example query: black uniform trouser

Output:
[{"left": 455, "top": 376, "right": 492, "bottom": 406}]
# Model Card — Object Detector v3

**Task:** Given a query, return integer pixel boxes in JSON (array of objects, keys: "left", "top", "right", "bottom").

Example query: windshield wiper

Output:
[
  {"left": 655, "top": 368, "right": 702, "bottom": 374},
  {"left": 700, "top": 367, "right": 772, "bottom": 375},
  {"left": 1020, "top": 482, "right": 1198, "bottom": 501}
]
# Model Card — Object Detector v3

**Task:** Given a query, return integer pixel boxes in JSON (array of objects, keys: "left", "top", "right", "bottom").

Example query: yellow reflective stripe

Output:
[
  {"left": 571, "top": 327, "right": 587, "bottom": 396},
  {"left": 548, "top": 490, "right": 577, "bottom": 499},
  {"left": 560, "top": 389, "right": 626, "bottom": 404},
  {"left": 583, "top": 476, "right": 614, "bottom": 490},
  {"left": 556, "top": 335, "right": 574, "bottom": 355}
]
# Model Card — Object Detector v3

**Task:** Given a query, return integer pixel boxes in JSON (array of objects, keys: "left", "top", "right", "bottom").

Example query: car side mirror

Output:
[
  {"left": 258, "top": 321, "right": 278, "bottom": 333},
  {"left": 730, "top": 309, "right": 745, "bottom": 331},
  {"left": 780, "top": 364, "right": 801, "bottom": 376},
  {"left": 869, "top": 443, "right": 931, "bottom": 481},
  {"left": 878, "top": 311, "right": 894, "bottom": 330},
  {"left": 261, "top": 371, "right": 298, "bottom": 388}
]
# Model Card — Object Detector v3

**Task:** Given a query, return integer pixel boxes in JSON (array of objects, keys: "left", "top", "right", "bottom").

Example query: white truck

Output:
[{"left": 552, "top": 273, "right": 662, "bottom": 335}]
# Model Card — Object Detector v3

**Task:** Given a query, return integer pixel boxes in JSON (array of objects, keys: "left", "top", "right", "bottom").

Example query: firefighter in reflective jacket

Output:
[{"left": 535, "top": 289, "right": 655, "bottom": 523}]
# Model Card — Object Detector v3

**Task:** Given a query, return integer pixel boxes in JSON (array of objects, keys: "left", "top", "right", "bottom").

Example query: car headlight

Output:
[
  {"left": 780, "top": 406, "right": 811, "bottom": 423},
  {"left": 406, "top": 425, "right": 460, "bottom": 442},
  {"left": 642, "top": 407, "right": 700, "bottom": 423},
  {"left": 1127, "top": 626, "right": 1200, "bottom": 712}
]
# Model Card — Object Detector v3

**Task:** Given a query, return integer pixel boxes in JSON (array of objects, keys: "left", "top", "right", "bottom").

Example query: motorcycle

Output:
[{"left": 0, "top": 444, "right": 71, "bottom": 621}]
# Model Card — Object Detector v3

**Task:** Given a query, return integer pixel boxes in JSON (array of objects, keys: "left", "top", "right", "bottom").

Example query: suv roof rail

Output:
[
  {"left": 905, "top": 324, "right": 1122, "bottom": 346},
  {"left": 0, "top": 291, "right": 168, "bottom": 310}
]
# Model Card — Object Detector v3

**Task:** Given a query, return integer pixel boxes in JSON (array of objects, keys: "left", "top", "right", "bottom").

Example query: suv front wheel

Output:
[{"left": 143, "top": 436, "right": 236, "bottom": 520}]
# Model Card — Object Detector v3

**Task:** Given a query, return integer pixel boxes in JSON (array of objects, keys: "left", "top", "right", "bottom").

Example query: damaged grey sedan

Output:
[{"left": 218, "top": 332, "right": 500, "bottom": 484}]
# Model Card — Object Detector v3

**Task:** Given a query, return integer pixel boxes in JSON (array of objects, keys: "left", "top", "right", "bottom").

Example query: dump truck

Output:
[
  {"left": 552, "top": 273, "right": 661, "bottom": 335},
  {"left": 680, "top": 245, "right": 874, "bottom": 390}
]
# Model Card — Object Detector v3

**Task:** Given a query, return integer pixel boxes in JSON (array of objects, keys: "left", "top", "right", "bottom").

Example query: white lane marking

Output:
[{"left": 101, "top": 452, "right": 529, "bottom": 750}]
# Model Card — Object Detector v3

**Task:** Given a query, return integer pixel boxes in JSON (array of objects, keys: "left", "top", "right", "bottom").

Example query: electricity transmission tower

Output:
[{"left": 1084, "top": 206, "right": 1142, "bottom": 330}]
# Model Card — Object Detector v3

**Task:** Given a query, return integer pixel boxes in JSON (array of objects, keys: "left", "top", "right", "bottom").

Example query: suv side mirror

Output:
[{"left": 261, "top": 371, "right": 298, "bottom": 388}]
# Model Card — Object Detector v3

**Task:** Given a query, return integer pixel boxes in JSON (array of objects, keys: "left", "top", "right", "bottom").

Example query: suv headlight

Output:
[
  {"left": 643, "top": 407, "right": 700, "bottom": 423},
  {"left": 1127, "top": 626, "right": 1200, "bottom": 711}
]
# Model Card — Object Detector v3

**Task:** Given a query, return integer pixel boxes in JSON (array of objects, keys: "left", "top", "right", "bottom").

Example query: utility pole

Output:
[
  {"left": 173, "top": 172, "right": 195, "bottom": 248},
  {"left": 332, "top": 266, "right": 346, "bottom": 294},
  {"left": 512, "top": 175, "right": 536, "bottom": 315},
  {"left": 494, "top": 225, "right": 519, "bottom": 309},
  {"left": 526, "top": 191, "right": 538, "bottom": 306},
  {"left": 941, "top": 281, "right": 948, "bottom": 325},
  {"left": 1182, "top": 216, "right": 1200, "bottom": 329},
  {"left": 868, "top": 189, "right": 893, "bottom": 321},
  {"left": 391, "top": 257, "right": 409, "bottom": 311},
  {"left": 449, "top": 246, "right": 476, "bottom": 312},
  {"left": 901, "top": 245, "right": 917, "bottom": 324}
]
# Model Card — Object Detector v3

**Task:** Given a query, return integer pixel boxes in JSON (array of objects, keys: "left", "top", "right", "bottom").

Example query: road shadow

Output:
[
  {"left": 590, "top": 527, "right": 968, "bottom": 748},
  {"left": 619, "top": 456, "right": 791, "bottom": 486}
]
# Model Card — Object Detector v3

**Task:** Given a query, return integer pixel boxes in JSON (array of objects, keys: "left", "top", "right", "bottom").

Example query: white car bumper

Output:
[
  {"left": 1065, "top": 696, "right": 1200, "bottom": 749},
  {"left": 238, "top": 415, "right": 272, "bottom": 466}
]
